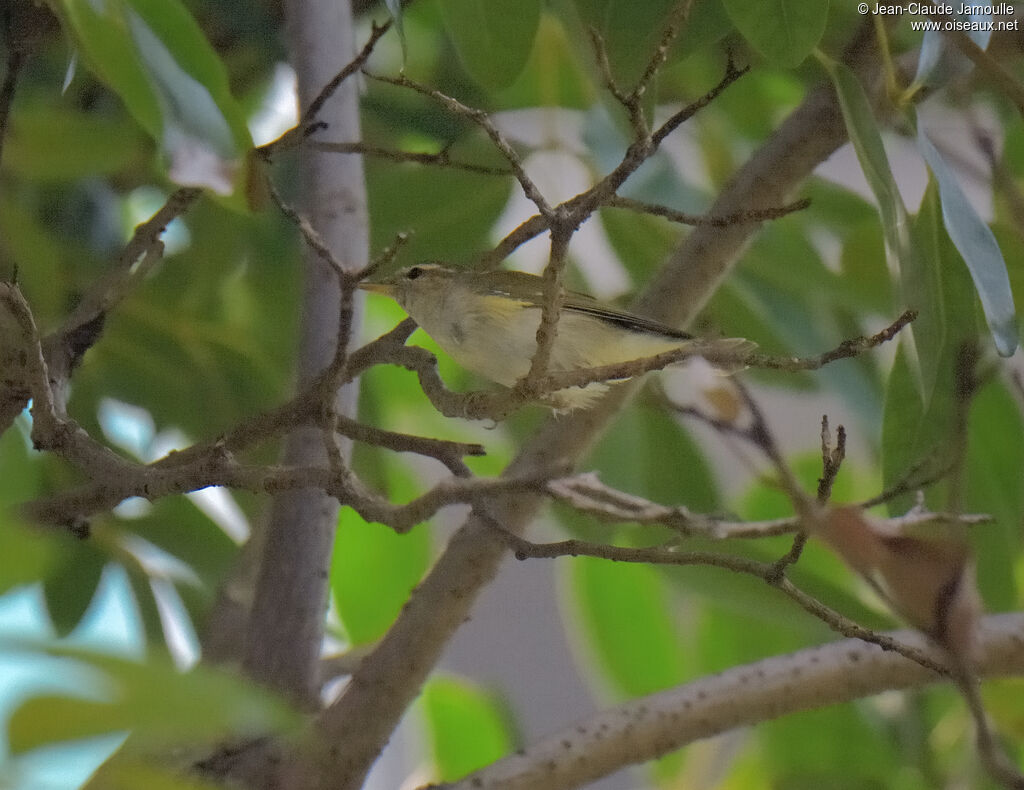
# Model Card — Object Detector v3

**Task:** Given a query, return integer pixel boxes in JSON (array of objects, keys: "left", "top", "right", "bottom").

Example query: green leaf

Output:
[
  {"left": 839, "top": 220, "right": 894, "bottom": 314},
  {"left": 818, "top": 56, "right": 909, "bottom": 271},
  {"left": 881, "top": 183, "right": 978, "bottom": 512},
  {"left": 569, "top": 557, "right": 688, "bottom": 697},
  {"left": 421, "top": 676, "right": 514, "bottom": 782},
  {"left": 585, "top": 403, "right": 718, "bottom": 510},
  {"left": 722, "top": 0, "right": 828, "bottom": 67},
  {"left": 114, "top": 496, "right": 239, "bottom": 639},
  {"left": 50, "top": 0, "right": 162, "bottom": 136},
  {"left": 571, "top": 0, "right": 678, "bottom": 86},
  {"left": 332, "top": 507, "right": 430, "bottom": 646},
  {"left": 751, "top": 704, "right": 910, "bottom": 786},
  {"left": 917, "top": 126, "right": 1018, "bottom": 357},
  {"left": 914, "top": 7, "right": 993, "bottom": 89},
  {"left": 820, "top": 55, "right": 937, "bottom": 395},
  {"left": 49, "top": 0, "right": 252, "bottom": 198},
  {"left": 42, "top": 540, "right": 108, "bottom": 636},
  {"left": 964, "top": 380, "right": 1023, "bottom": 610},
  {"left": 7, "top": 645, "right": 298, "bottom": 754},
  {"left": 84, "top": 756, "right": 227, "bottom": 790},
  {"left": 599, "top": 206, "right": 681, "bottom": 284},
  {"left": 367, "top": 161, "right": 513, "bottom": 266},
  {"left": 0, "top": 421, "right": 41, "bottom": 506},
  {"left": 0, "top": 520, "right": 54, "bottom": 597},
  {"left": 439, "top": 0, "right": 541, "bottom": 90},
  {"left": 497, "top": 13, "right": 595, "bottom": 110},
  {"left": 384, "top": 0, "right": 407, "bottom": 58},
  {"left": 4, "top": 109, "right": 150, "bottom": 182},
  {"left": 675, "top": 0, "right": 735, "bottom": 61}
]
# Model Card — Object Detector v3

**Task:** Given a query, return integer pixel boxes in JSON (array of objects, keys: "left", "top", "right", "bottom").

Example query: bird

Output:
[{"left": 359, "top": 264, "right": 752, "bottom": 411}]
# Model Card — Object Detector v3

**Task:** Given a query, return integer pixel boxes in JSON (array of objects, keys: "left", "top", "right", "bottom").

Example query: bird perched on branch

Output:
[{"left": 360, "top": 264, "right": 753, "bottom": 411}]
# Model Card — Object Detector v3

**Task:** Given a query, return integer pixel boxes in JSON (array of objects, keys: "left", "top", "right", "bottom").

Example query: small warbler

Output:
[{"left": 360, "top": 264, "right": 750, "bottom": 410}]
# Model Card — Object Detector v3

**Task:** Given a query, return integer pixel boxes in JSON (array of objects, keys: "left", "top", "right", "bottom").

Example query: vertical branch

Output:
[
  {"left": 241, "top": 0, "right": 369, "bottom": 706},
  {"left": 524, "top": 221, "right": 572, "bottom": 386}
]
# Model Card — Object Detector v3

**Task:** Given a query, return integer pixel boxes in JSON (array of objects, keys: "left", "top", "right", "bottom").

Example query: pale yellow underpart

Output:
[{"left": 403, "top": 289, "right": 693, "bottom": 411}]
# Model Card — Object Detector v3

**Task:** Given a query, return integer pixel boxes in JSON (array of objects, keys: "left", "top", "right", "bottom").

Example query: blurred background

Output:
[{"left": 2, "top": 1, "right": 1023, "bottom": 788}]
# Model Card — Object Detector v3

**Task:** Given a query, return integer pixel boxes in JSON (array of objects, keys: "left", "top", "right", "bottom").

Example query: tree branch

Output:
[
  {"left": 430, "top": 613, "right": 1024, "bottom": 790},
  {"left": 298, "top": 20, "right": 889, "bottom": 790},
  {"left": 241, "top": 0, "right": 370, "bottom": 706}
]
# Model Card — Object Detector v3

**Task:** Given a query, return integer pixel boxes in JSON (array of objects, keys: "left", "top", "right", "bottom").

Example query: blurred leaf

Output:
[
  {"left": 599, "top": 206, "right": 681, "bottom": 284},
  {"left": 42, "top": 540, "right": 108, "bottom": 636},
  {"left": 121, "top": 497, "right": 237, "bottom": 590},
  {"left": 722, "top": 0, "right": 828, "bottom": 67},
  {"left": 819, "top": 506, "right": 979, "bottom": 656},
  {"left": 5, "top": 109, "right": 150, "bottom": 182},
  {"left": 704, "top": 277, "right": 800, "bottom": 357},
  {"left": 0, "top": 521, "right": 54, "bottom": 597},
  {"left": 964, "top": 380, "right": 1023, "bottom": 610},
  {"left": 0, "top": 421, "right": 41, "bottom": 505},
  {"left": 982, "top": 678, "right": 1024, "bottom": 740},
  {"left": 570, "top": 557, "right": 688, "bottom": 696},
  {"left": 384, "top": 0, "right": 406, "bottom": 58},
  {"left": 881, "top": 182, "right": 978, "bottom": 513},
  {"left": 749, "top": 704, "right": 913, "bottom": 788},
  {"left": 421, "top": 675, "right": 514, "bottom": 782},
  {"left": 820, "top": 56, "right": 938, "bottom": 394},
  {"left": 49, "top": 0, "right": 252, "bottom": 198},
  {"left": 72, "top": 200, "right": 296, "bottom": 437},
  {"left": 367, "top": 162, "right": 512, "bottom": 266},
  {"left": 818, "top": 56, "right": 909, "bottom": 265},
  {"left": 675, "top": 0, "right": 734, "bottom": 61},
  {"left": 7, "top": 645, "right": 298, "bottom": 754},
  {"left": 49, "top": 0, "right": 162, "bottom": 137},
  {"left": 497, "top": 13, "right": 595, "bottom": 110},
  {"left": 914, "top": 8, "right": 992, "bottom": 89},
  {"left": 571, "top": 0, "right": 678, "bottom": 86},
  {"left": 439, "top": 0, "right": 540, "bottom": 90},
  {"left": 0, "top": 197, "right": 78, "bottom": 323},
  {"left": 585, "top": 403, "right": 718, "bottom": 510},
  {"left": 85, "top": 757, "right": 226, "bottom": 790},
  {"left": 123, "top": 567, "right": 169, "bottom": 647},
  {"left": 114, "top": 496, "right": 239, "bottom": 637},
  {"left": 802, "top": 176, "right": 878, "bottom": 229},
  {"left": 917, "top": 127, "right": 1018, "bottom": 357},
  {"left": 332, "top": 506, "right": 430, "bottom": 645},
  {"left": 839, "top": 219, "right": 894, "bottom": 314}
]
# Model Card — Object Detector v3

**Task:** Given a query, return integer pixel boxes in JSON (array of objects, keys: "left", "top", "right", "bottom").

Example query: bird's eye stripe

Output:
[{"left": 406, "top": 266, "right": 423, "bottom": 280}]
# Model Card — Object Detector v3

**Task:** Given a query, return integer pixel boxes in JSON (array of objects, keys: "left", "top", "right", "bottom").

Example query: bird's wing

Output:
[{"left": 472, "top": 269, "right": 691, "bottom": 340}]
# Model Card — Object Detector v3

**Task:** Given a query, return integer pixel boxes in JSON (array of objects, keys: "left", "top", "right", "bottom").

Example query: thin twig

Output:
[
  {"left": 25, "top": 459, "right": 547, "bottom": 533},
  {"left": 270, "top": 186, "right": 347, "bottom": 279},
  {"left": 956, "top": 669, "right": 1024, "bottom": 789},
  {"left": 475, "top": 214, "right": 552, "bottom": 270},
  {"left": 308, "top": 141, "right": 513, "bottom": 176},
  {"left": 487, "top": 519, "right": 947, "bottom": 675},
  {"left": 260, "top": 20, "right": 392, "bottom": 157},
  {"left": 606, "top": 195, "right": 811, "bottom": 227},
  {"left": 547, "top": 471, "right": 991, "bottom": 539},
  {"left": 652, "top": 57, "right": 749, "bottom": 146},
  {"left": 359, "top": 309, "right": 914, "bottom": 422},
  {"left": 522, "top": 221, "right": 573, "bottom": 387},
  {"left": 363, "top": 71, "right": 554, "bottom": 219},
  {"left": 634, "top": 0, "right": 694, "bottom": 100}
]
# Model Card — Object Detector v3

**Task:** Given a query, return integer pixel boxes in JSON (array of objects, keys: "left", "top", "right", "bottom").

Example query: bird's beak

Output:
[{"left": 358, "top": 281, "right": 393, "bottom": 295}]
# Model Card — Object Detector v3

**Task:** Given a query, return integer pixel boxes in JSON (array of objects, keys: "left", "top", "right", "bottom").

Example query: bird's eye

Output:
[{"left": 406, "top": 266, "right": 423, "bottom": 280}]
